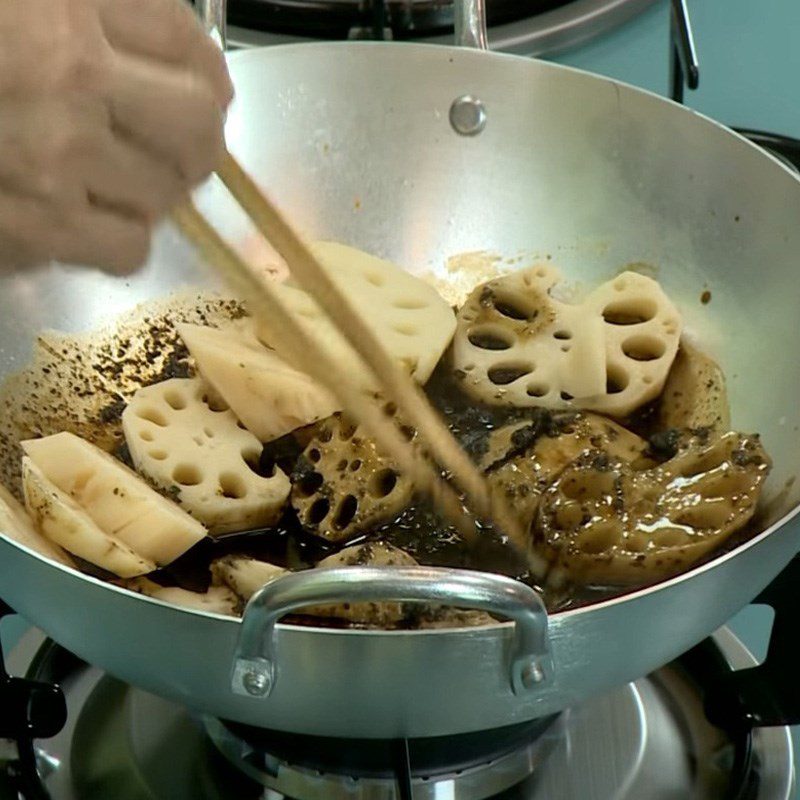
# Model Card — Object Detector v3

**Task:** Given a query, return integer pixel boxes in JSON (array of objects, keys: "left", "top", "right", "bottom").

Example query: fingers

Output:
[
  {"left": 84, "top": 136, "right": 186, "bottom": 222},
  {"left": 0, "top": 188, "right": 151, "bottom": 275},
  {"left": 108, "top": 51, "right": 227, "bottom": 185},
  {"left": 98, "top": 0, "right": 233, "bottom": 107}
]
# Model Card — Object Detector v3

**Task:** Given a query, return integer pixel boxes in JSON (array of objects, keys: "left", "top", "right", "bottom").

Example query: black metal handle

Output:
[
  {"left": 669, "top": 0, "right": 700, "bottom": 103},
  {"left": 703, "top": 555, "right": 800, "bottom": 730}
]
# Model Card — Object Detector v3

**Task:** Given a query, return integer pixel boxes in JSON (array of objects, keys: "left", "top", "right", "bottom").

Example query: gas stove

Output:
[
  {"left": 221, "top": 0, "right": 658, "bottom": 55},
  {"left": 0, "top": 625, "right": 794, "bottom": 799}
]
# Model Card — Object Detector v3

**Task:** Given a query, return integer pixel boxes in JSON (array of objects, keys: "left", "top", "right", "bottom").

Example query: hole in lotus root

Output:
[
  {"left": 295, "top": 471, "right": 324, "bottom": 497},
  {"left": 307, "top": 498, "right": 330, "bottom": 525},
  {"left": 336, "top": 459, "right": 349, "bottom": 472},
  {"left": 369, "top": 468, "right": 398, "bottom": 498},
  {"left": 561, "top": 391, "right": 574, "bottom": 401},
  {"left": 333, "top": 495, "right": 359, "bottom": 530},
  {"left": 220, "top": 473, "right": 248, "bottom": 499},
  {"left": 467, "top": 326, "right": 514, "bottom": 351},
  {"left": 553, "top": 330, "right": 572, "bottom": 340},
  {"left": 606, "top": 366, "right": 629, "bottom": 395},
  {"left": 580, "top": 523, "right": 619, "bottom": 554},
  {"left": 164, "top": 389, "right": 187, "bottom": 410},
  {"left": 393, "top": 322, "right": 418, "bottom": 336},
  {"left": 350, "top": 459, "right": 362, "bottom": 472},
  {"left": 148, "top": 449, "right": 169, "bottom": 461},
  {"left": 627, "top": 533, "right": 649, "bottom": 552},
  {"left": 318, "top": 428, "right": 333, "bottom": 444},
  {"left": 383, "top": 402, "right": 398, "bottom": 417},
  {"left": 650, "top": 527, "right": 689, "bottom": 547},
  {"left": 204, "top": 427, "right": 215, "bottom": 439},
  {"left": 202, "top": 394, "right": 229, "bottom": 413},
  {"left": 673, "top": 502, "right": 730, "bottom": 530},
  {"left": 308, "top": 448, "right": 321, "bottom": 463},
  {"left": 365, "top": 271, "right": 386, "bottom": 287},
  {"left": 173, "top": 464, "right": 202, "bottom": 486},
  {"left": 527, "top": 384, "right": 549, "bottom": 398},
  {"left": 393, "top": 297, "right": 427, "bottom": 310},
  {"left": 137, "top": 406, "right": 168, "bottom": 427},
  {"left": 139, "top": 430, "right": 154, "bottom": 442},
  {"left": 493, "top": 294, "right": 535, "bottom": 322},
  {"left": 602, "top": 298, "right": 657, "bottom": 326},
  {"left": 488, "top": 363, "right": 533, "bottom": 386},
  {"left": 622, "top": 335, "right": 667, "bottom": 362},
  {"left": 339, "top": 419, "right": 358, "bottom": 441}
]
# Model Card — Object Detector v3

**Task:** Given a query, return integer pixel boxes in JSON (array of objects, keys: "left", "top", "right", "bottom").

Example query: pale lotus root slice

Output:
[
  {"left": 211, "top": 555, "right": 289, "bottom": 602},
  {"left": 580, "top": 271, "right": 683, "bottom": 417},
  {"left": 178, "top": 321, "right": 339, "bottom": 443},
  {"left": 534, "top": 431, "right": 771, "bottom": 587},
  {"left": 292, "top": 414, "right": 413, "bottom": 543},
  {"left": 122, "top": 378, "right": 290, "bottom": 536},
  {"left": 452, "top": 266, "right": 682, "bottom": 417},
  {"left": 255, "top": 241, "right": 457, "bottom": 391},
  {"left": 482, "top": 412, "right": 652, "bottom": 531},
  {"left": 121, "top": 577, "right": 240, "bottom": 616}
]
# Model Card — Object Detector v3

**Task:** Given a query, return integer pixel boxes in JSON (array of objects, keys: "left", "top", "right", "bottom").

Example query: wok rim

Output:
[{"left": 2, "top": 40, "right": 799, "bottom": 635}]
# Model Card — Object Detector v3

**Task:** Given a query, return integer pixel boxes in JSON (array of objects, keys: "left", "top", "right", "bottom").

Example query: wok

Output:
[{"left": 1, "top": 1, "right": 800, "bottom": 740}]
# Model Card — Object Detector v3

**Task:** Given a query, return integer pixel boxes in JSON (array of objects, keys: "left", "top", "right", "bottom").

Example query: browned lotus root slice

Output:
[
  {"left": 305, "top": 542, "right": 494, "bottom": 629},
  {"left": 534, "top": 432, "right": 771, "bottom": 586},
  {"left": 482, "top": 412, "right": 652, "bottom": 530},
  {"left": 658, "top": 340, "right": 731, "bottom": 432},
  {"left": 292, "top": 415, "right": 413, "bottom": 542},
  {"left": 453, "top": 266, "right": 682, "bottom": 417},
  {"left": 305, "top": 542, "right": 419, "bottom": 625}
]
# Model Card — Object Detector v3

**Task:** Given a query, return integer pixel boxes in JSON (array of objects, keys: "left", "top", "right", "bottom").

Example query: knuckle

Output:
[{"left": 181, "top": 104, "right": 225, "bottom": 184}]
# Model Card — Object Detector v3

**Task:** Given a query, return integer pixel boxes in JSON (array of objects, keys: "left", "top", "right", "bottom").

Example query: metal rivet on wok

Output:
[
  {"left": 243, "top": 668, "right": 271, "bottom": 697},
  {"left": 522, "top": 660, "right": 545, "bottom": 688},
  {"left": 449, "top": 95, "right": 487, "bottom": 137}
]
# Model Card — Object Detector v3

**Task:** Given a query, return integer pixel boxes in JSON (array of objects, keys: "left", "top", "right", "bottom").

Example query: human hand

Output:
[{"left": 0, "top": 0, "right": 233, "bottom": 274}]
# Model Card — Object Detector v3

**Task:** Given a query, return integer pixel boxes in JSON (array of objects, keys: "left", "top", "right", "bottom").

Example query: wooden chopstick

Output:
[
  {"left": 214, "top": 153, "right": 531, "bottom": 551},
  {"left": 172, "top": 201, "right": 484, "bottom": 546},
  {"left": 172, "top": 152, "right": 542, "bottom": 576}
]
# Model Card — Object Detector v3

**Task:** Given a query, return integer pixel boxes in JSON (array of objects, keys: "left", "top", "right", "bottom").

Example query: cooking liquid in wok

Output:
[{"left": 0, "top": 258, "right": 773, "bottom": 626}]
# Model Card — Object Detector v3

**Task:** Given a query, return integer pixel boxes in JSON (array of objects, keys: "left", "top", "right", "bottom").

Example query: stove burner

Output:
[
  {"left": 207, "top": 715, "right": 560, "bottom": 799},
  {"left": 225, "top": 0, "right": 576, "bottom": 40}
]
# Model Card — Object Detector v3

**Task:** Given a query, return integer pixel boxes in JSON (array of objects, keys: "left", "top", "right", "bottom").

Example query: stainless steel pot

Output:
[{"left": 1, "top": 0, "right": 800, "bottom": 740}]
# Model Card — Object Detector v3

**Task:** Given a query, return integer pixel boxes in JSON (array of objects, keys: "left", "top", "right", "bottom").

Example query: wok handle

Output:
[
  {"left": 454, "top": 0, "right": 488, "bottom": 50},
  {"left": 195, "top": 0, "right": 227, "bottom": 51},
  {"left": 231, "top": 566, "right": 551, "bottom": 699}
]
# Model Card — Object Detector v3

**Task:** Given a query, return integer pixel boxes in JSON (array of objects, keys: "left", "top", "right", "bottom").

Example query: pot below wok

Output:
[{"left": 1, "top": 42, "right": 800, "bottom": 738}]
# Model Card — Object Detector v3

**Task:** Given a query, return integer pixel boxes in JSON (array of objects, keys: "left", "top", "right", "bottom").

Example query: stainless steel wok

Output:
[{"left": 1, "top": 1, "right": 800, "bottom": 740}]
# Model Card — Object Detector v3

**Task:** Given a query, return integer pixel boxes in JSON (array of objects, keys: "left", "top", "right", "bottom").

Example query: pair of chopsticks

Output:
[{"left": 172, "top": 151, "right": 543, "bottom": 578}]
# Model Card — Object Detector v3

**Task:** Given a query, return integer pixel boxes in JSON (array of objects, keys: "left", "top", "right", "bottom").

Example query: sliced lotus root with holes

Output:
[
  {"left": 658, "top": 340, "right": 730, "bottom": 432},
  {"left": 178, "top": 321, "right": 339, "bottom": 443},
  {"left": 211, "top": 555, "right": 289, "bottom": 602},
  {"left": 303, "top": 542, "right": 419, "bottom": 625},
  {"left": 581, "top": 271, "right": 683, "bottom": 416},
  {"left": 534, "top": 431, "right": 771, "bottom": 587},
  {"left": 482, "top": 412, "right": 652, "bottom": 531},
  {"left": 255, "top": 241, "right": 457, "bottom": 391},
  {"left": 292, "top": 414, "right": 413, "bottom": 543},
  {"left": 122, "top": 378, "right": 290, "bottom": 536},
  {"left": 453, "top": 266, "right": 682, "bottom": 417}
]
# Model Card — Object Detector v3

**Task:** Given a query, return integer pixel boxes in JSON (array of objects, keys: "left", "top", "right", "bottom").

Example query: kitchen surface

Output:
[{"left": 1, "top": 0, "right": 799, "bottom": 797}]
